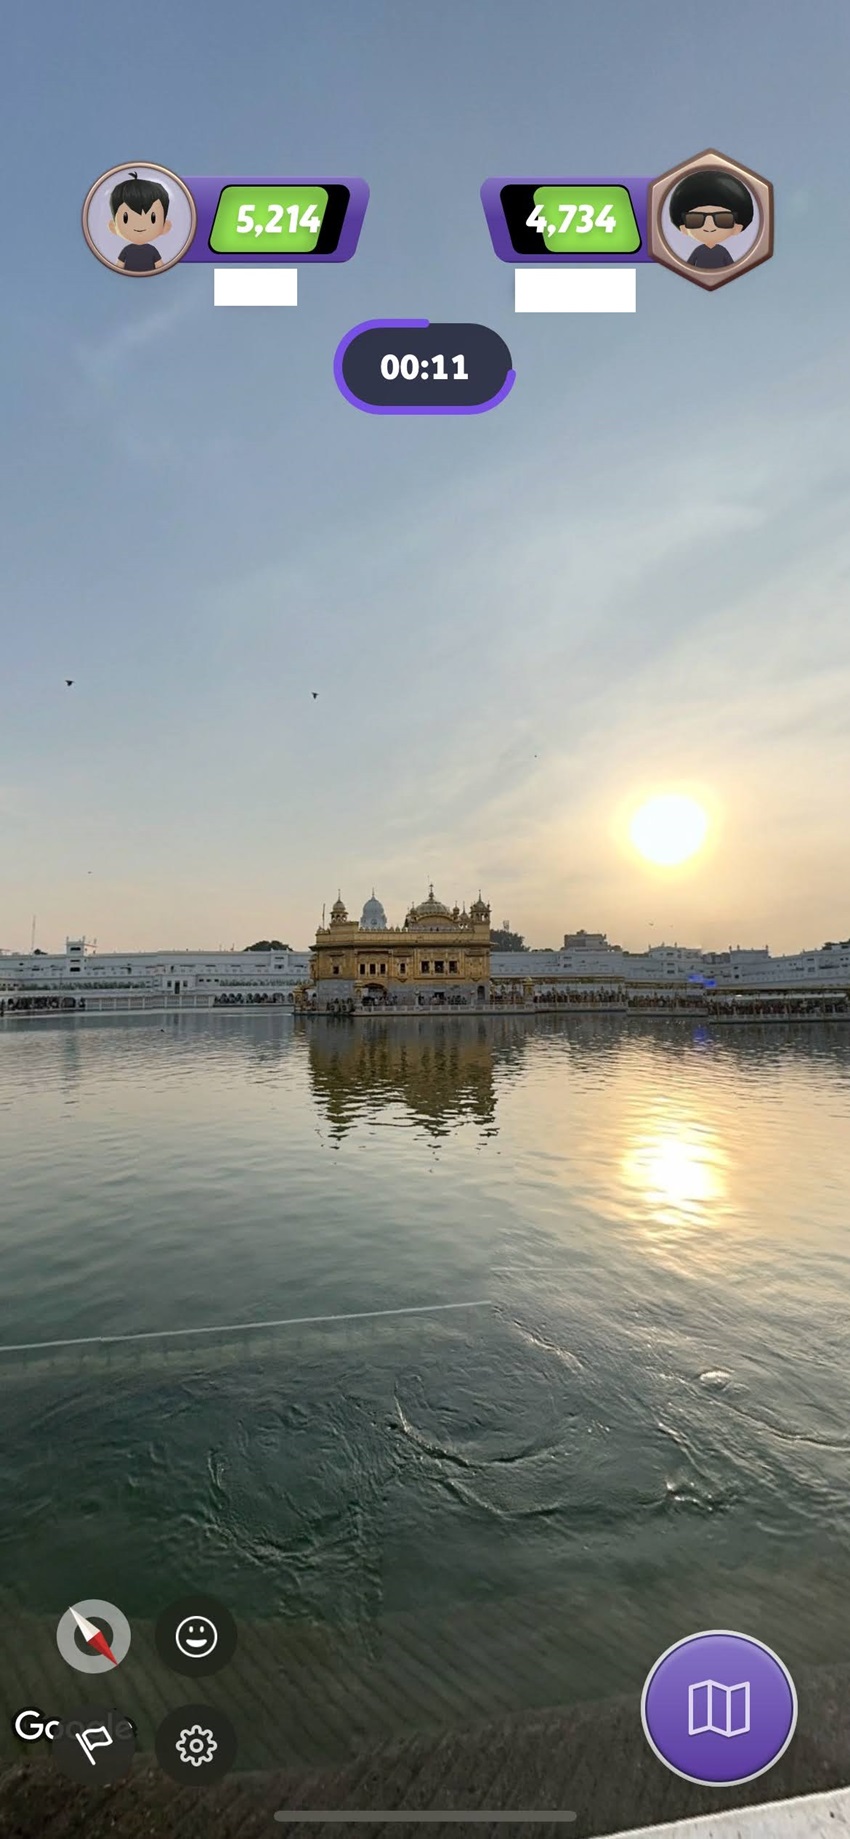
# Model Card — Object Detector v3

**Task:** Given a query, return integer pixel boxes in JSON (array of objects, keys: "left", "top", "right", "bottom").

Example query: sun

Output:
[{"left": 629, "top": 794, "right": 709, "bottom": 867}]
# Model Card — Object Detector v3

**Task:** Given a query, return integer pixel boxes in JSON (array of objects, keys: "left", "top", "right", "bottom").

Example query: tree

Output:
[
  {"left": 245, "top": 939, "right": 292, "bottom": 952},
  {"left": 490, "top": 927, "right": 525, "bottom": 951}
]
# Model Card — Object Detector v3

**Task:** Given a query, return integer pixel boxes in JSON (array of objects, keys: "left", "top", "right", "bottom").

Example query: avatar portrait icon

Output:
[
  {"left": 668, "top": 170, "right": 754, "bottom": 271},
  {"left": 82, "top": 162, "right": 197, "bottom": 275},
  {"left": 648, "top": 149, "right": 774, "bottom": 291}
]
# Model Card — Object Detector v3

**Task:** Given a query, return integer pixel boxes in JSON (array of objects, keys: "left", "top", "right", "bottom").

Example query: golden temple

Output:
[{"left": 310, "top": 887, "right": 491, "bottom": 1007}]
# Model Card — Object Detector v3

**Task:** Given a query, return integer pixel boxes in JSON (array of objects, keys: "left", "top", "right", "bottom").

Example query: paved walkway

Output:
[
  {"left": 5, "top": 1649, "right": 850, "bottom": 1838},
  {"left": 610, "top": 1787, "right": 850, "bottom": 1836}
]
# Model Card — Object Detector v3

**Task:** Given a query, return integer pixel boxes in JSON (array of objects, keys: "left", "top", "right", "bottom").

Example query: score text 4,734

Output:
[{"left": 527, "top": 186, "right": 640, "bottom": 253}]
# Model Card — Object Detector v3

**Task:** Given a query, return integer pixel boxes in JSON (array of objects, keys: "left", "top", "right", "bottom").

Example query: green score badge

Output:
[
  {"left": 209, "top": 184, "right": 328, "bottom": 253},
  {"left": 528, "top": 185, "right": 640, "bottom": 253}
]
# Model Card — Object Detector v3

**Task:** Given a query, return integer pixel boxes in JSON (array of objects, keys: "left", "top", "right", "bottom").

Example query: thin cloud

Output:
[{"left": 73, "top": 291, "right": 201, "bottom": 388}]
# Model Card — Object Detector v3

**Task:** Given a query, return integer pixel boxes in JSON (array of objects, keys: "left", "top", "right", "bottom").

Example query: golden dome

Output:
[{"left": 408, "top": 884, "right": 451, "bottom": 921}]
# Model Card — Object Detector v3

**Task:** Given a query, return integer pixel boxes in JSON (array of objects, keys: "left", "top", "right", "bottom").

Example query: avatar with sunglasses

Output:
[{"left": 668, "top": 169, "right": 755, "bottom": 269}]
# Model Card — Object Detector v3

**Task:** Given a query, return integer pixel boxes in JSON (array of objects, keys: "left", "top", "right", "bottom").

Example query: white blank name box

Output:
[
  {"left": 213, "top": 269, "right": 298, "bottom": 307},
  {"left": 515, "top": 268, "right": 636, "bottom": 313}
]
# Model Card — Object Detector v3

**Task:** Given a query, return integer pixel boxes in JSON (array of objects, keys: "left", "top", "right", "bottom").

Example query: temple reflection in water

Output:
[
  {"left": 303, "top": 1004, "right": 850, "bottom": 1145},
  {"left": 304, "top": 1015, "right": 500, "bottom": 1138}
]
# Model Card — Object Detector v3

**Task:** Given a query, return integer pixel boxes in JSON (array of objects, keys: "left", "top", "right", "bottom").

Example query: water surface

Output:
[{"left": 2, "top": 1012, "right": 849, "bottom": 1758}]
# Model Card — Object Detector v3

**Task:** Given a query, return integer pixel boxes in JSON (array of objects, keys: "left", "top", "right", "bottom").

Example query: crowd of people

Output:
[
  {"left": 311, "top": 992, "right": 479, "bottom": 1015},
  {"left": 3, "top": 987, "right": 847, "bottom": 1024},
  {"left": 704, "top": 994, "right": 850, "bottom": 1019},
  {"left": 1, "top": 996, "right": 85, "bottom": 1014},
  {"left": 519, "top": 987, "right": 850, "bottom": 1018},
  {"left": 212, "top": 991, "right": 291, "bottom": 1006},
  {"left": 487, "top": 986, "right": 627, "bottom": 1008},
  {"left": 308, "top": 985, "right": 850, "bottom": 1020}
]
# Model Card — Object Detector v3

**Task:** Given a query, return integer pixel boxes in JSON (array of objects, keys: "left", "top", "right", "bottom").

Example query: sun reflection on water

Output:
[{"left": 621, "top": 1116, "right": 729, "bottom": 1256}]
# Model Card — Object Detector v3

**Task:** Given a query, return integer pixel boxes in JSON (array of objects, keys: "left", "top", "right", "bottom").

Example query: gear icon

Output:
[{"left": 175, "top": 1723, "right": 218, "bottom": 1767}]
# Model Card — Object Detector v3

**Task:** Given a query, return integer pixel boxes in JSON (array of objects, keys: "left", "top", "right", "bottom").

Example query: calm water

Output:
[{"left": 2, "top": 1011, "right": 850, "bottom": 1746}]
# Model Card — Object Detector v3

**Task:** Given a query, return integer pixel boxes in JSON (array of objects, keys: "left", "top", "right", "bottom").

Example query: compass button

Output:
[{"left": 56, "top": 1600, "right": 131, "bottom": 1673}]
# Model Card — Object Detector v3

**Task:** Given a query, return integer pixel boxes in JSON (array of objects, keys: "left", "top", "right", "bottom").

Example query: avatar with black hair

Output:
[
  {"left": 108, "top": 170, "right": 172, "bottom": 272},
  {"left": 668, "top": 169, "right": 754, "bottom": 270}
]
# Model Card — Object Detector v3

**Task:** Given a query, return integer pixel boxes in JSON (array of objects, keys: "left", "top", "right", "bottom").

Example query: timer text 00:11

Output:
[{"left": 379, "top": 352, "right": 469, "bottom": 381}]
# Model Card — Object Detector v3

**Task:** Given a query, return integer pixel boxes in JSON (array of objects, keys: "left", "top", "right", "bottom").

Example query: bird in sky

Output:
[
  {"left": 312, "top": 691, "right": 318, "bottom": 699},
  {"left": 65, "top": 679, "right": 73, "bottom": 687}
]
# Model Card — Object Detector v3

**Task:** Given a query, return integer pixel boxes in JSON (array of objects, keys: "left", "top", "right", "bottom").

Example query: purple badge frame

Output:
[
  {"left": 481, "top": 176, "right": 654, "bottom": 264},
  {"left": 181, "top": 176, "right": 370, "bottom": 263}
]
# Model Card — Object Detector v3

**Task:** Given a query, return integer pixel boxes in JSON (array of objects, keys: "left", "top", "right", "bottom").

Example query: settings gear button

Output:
[
  {"left": 176, "top": 1722, "right": 217, "bottom": 1767},
  {"left": 155, "top": 1703, "right": 236, "bottom": 1784}
]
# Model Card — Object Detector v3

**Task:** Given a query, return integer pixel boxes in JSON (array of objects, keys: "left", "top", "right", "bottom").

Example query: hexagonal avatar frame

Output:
[{"left": 648, "top": 149, "right": 773, "bottom": 291}]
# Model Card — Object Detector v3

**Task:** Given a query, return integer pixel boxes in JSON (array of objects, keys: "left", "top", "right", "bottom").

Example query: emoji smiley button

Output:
[
  {"left": 155, "top": 1596, "right": 237, "bottom": 1677},
  {"left": 176, "top": 1614, "right": 218, "bottom": 1658}
]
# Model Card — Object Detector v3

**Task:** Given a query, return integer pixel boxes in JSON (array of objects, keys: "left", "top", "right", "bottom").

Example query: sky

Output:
[{"left": 2, "top": 0, "right": 849, "bottom": 955}]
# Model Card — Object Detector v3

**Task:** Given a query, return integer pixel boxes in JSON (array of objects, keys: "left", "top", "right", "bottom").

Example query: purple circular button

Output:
[{"left": 641, "top": 1630, "right": 797, "bottom": 1786}]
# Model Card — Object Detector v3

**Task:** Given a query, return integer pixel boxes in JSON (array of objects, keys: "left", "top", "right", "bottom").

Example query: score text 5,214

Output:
[{"left": 209, "top": 185, "right": 328, "bottom": 254}]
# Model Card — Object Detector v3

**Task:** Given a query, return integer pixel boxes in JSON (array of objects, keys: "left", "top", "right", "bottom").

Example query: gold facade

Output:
[{"left": 311, "top": 887, "right": 491, "bottom": 1000}]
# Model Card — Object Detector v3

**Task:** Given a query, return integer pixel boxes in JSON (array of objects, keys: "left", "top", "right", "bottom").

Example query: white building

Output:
[
  {"left": 2, "top": 931, "right": 849, "bottom": 1003},
  {"left": 491, "top": 937, "right": 850, "bottom": 992},
  {"left": 0, "top": 939, "right": 311, "bottom": 996}
]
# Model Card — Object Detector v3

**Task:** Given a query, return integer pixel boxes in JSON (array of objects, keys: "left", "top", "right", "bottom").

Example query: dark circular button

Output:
[
  {"left": 50, "top": 1704, "right": 136, "bottom": 1784},
  {"left": 155, "top": 1703, "right": 237, "bottom": 1783},
  {"left": 155, "top": 1594, "right": 236, "bottom": 1676}
]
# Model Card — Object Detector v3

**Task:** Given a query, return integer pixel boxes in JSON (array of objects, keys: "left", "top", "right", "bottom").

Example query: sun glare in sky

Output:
[{"left": 629, "top": 795, "right": 709, "bottom": 868}]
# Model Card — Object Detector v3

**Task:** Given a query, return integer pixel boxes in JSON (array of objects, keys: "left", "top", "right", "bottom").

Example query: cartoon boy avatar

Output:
[
  {"left": 108, "top": 170, "right": 172, "bottom": 272},
  {"left": 668, "top": 169, "right": 754, "bottom": 271}
]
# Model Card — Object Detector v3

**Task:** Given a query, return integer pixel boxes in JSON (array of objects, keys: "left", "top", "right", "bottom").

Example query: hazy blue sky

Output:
[{"left": 2, "top": 0, "right": 848, "bottom": 952}]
